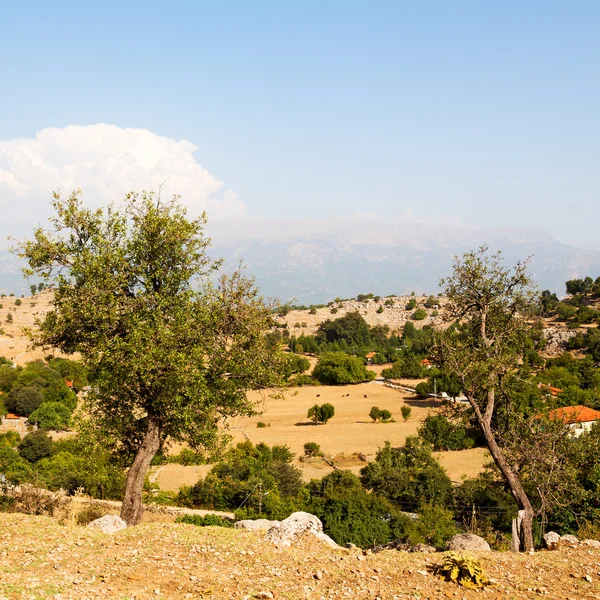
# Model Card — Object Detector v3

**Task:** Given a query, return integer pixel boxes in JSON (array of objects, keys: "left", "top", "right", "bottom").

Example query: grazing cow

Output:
[
  {"left": 316, "top": 394, "right": 320, "bottom": 397},
  {"left": 363, "top": 394, "right": 367, "bottom": 399}
]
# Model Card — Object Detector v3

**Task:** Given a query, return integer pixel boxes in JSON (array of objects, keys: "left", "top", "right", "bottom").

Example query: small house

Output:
[{"left": 547, "top": 405, "right": 600, "bottom": 437}]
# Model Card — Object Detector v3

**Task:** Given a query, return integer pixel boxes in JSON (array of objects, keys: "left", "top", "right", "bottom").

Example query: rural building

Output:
[
  {"left": 538, "top": 383, "right": 563, "bottom": 398},
  {"left": 0, "top": 414, "right": 31, "bottom": 436},
  {"left": 547, "top": 405, "right": 600, "bottom": 437},
  {"left": 365, "top": 352, "right": 377, "bottom": 365}
]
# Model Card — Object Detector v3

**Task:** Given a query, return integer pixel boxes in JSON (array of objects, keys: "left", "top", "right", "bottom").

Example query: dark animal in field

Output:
[
  {"left": 364, "top": 394, "right": 367, "bottom": 398},
  {"left": 316, "top": 394, "right": 320, "bottom": 397}
]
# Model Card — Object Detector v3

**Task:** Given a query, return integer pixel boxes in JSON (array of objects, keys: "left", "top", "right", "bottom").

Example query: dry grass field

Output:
[{"left": 158, "top": 382, "right": 489, "bottom": 491}]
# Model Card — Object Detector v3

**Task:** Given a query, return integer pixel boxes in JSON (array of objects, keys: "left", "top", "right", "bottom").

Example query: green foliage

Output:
[
  {"left": 369, "top": 406, "right": 381, "bottom": 422},
  {"left": 411, "top": 308, "right": 427, "bottom": 320},
  {"left": 256, "top": 422, "right": 268, "bottom": 428},
  {"left": 288, "top": 374, "right": 315, "bottom": 387},
  {"left": 369, "top": 406, "right": 392, "bottom": 422},
  {"left": 5, "top": 313, "right": 12, "bottom": 324},
  {"left": 360, "top": 438, "right": 453, "bottom": 509},
  {"left": 14, "top": 299, "right": 21, "bottom": 306},
  {"left": 176, "top": 441, "right": 303, "bottom": 519},
  {"left": 303, "top": 442, "right": 321, "bottom": 457},
  {"left": 0, "top": 431, "right": 20, "bottom": 448},
  {"left": 6, "top": 385, "right": 44, "bottom": 416},
  {"left": 434, "top": 553, "right": 493, "bottom": 589},
  {"left": 175, "top": 514, "right": 234, "bottom": 527},
  {"left": 376, "top": 306, "right": 384, "bottom": 314},
  {"left": 418, "top": 415, "right": 476, "bottom": 451},
  {"left": 282, "top": 353, "right": 310, "bottom": 379},
  {"left": 306, "top": 470, "right": 412, "bottom": 548},
  {"left": 17, "top": 190, "right": 287, "bottom": 523},
  {"left": 0, "top": 446, "right": 33, "bottom": 484},
  {"left": 316, "top": 312, "right": 372, "bottom": 347},
  {"left": 169, "top": 448, "right": 206, "bottom": 465},
  {"left": 28, "top": 402, "right": 72, "bottom": 430},
  {"left": 307, "top": 403, "right": 335, "bottom": 425},
  {"left": 313, "top": 352, "right": 376, "bottom": 385},
  {"left": 46, "top": 357, "right": 88, "bottom": 391},
  {"left": 407, "top": 504, "right": 458, "bottom": 548},
  {"left": 401, "top": 406, "right": 411, "bottom": 422},
  {"left": 17, "top": 430, "right": 52, "bottom": 463},
  {"left": 406, "top": 298, "right": 417, "bottom": 310},
  {"left": 381, "top": 355, "right": 427, "bottom": 379}
]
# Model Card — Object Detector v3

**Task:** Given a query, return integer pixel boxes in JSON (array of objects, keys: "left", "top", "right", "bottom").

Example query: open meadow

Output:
[{"left": 158, "top": 381, "right": 489, "bottom": 491}]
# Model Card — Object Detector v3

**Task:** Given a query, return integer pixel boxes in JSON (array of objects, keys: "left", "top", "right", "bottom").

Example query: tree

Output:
[
  {"left": 28, "top": 402, "right": 72, "bottom": 430},
  {"left": 5, "top": 385, "right": 44, "bottom": 417},
  {"left": 369, "top": 406, "right": 382, "bottom": 422},
  {"left": 312, "top": 352, "right": 376, "bottom": 385},
  {"left": 303, "top": 442, "right": 321, "bottom": 457},
  {"left": 401, "top": 406, "right": 411, "bottom": 422},
  {"left": 16, "top": 190, "right": 286, "bottom": 525},
  {"left": 437, "top": 245, "right": 538, "bottom": 551},
  {"left": 17, "top": 430, "right": 53, "bottom": 463},
  {"left": 411, "top": 308, "right": 427, "bottom": 320},
  {"left": 307, "top": 403, "right": 335, "bottom": 425}
]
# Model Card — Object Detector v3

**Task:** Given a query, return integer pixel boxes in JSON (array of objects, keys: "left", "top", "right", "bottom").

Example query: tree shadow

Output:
[{"left": 294, "top": 421, "right": 321, "bottom": 426}]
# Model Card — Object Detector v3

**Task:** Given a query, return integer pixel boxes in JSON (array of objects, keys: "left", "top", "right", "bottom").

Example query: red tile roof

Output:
[
  {"left": 548, "top": 405, "right": 600, "bottom": 424},
  {"left": 538, "top": 383, "right": 564, "bottom": 396},
  {"left": 4, "top": 413, "right": 20, "bottom": 420},
  {"left": 365, "top": 352, "right": 377, "bottom": 359}
]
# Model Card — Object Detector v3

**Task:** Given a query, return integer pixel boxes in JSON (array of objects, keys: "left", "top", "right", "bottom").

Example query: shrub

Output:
[
  {"left": 406, "top": 299, "right": 417, "bottom": 310},
  {"left": 330, "top": 307, "right": 338, "bottom": 314},
  {"left": 76, "top": 504, "right": 106, "bottom": 525},
  {"left": 289, "top": 374, "right": 315, "bottom": 386},
  {"left": 256, "top": 422, "right": 268, "bottom": 428},
  {"left": 401, "top": 406, "right": 412, "bottom": 422},
  {"left": 411, "top": 308, "right": 427, "bottom": 320},
  {"left": 169, "top": 448, "right": 206, "bottom": 465},
  {"left": 418, "top": 415, "right": 475, "bottom": 451},
  {"left": 14, "top": 299, "right": 22, "bottom": 307},
  {"left": 5, "top": 313, "right": 12, "bottom": 324},
  {"left": 303, "top": 442, "right": 322, "bottom": 457},
  {"left": 376, "top": 306, "right": 384, "bottom": 314},
  {"left": 17, "top": 431, "right": 53, "bottom": 463},
  {"left": 309, "top": 306, "right": 317, "bottom": 315},
  {"left": 379, "top": 409, "right": 392, "bottom": 422},
  {"left": 407, "top": 504, "right": 457, "bottom": 548},
  {"left": 369, "top": 406, "right": 381, "bottom": 422},
  {"left": 175, "top": 513, "right": 234, "bottom": 527}
]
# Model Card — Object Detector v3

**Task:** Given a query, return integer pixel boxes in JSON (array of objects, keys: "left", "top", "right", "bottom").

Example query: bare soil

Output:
[{"left": 1, "top": 513, "right": 599, "bottom": 599}]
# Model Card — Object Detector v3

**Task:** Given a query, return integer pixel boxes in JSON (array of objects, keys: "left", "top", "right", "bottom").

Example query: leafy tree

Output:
[
  {"left": 0, "top": 446, "right": 32, "bottom": 484},
  {"left": 28, "top": 402, "right": 72, "bottom": 430},
  {"left": 16, "top": 190, "right": 286, "bottom": 525},
  {"left": 406, "top": 298, "right": 417, "bottom": 310},
  {"left": 316, "top": 312, "right": 372, "bottom": 346},
  {"left": 14, "top": 299, "right": 21, "bottom": 307},
  {"left": 411, "top": 308, "right": 427, "bottom": 320},
  {"left": 369, "top": 406, "right": 382, "bottom": 422},
  {"left": 401, "top": 406, "right": 411, "bottom": 422},
  {"left": 437, "top": 245, "right": 539, "bottom": 551},
  {"left": 282, "top": 353, "right": 310, "bottom": 379},
  {"left": 5, "top": 385, "right": 44, "bottom": 417},
  {"left": 307, "top": 403, "right": 335, "bottom": 425},
  {"left": 313, "top": 352, "right": 375, "bottom": 385},
  {"left": 30, "top": 284, "right": 37, "bottom": 296},
  {"left": 360, "top": 438, "right": 453, "bottom": 509},
  {"left": 17, "top": 430, "right": 52, "bottom": 463}
]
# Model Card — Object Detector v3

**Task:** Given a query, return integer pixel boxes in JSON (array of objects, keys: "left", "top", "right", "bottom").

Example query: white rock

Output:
[
  {"left": 87, "top": 514, "right": 127, "bottom": 534},
  {"left": 542, "top": 531, "right": 560, "bottom": 549},
  {"left": 234, "top": 519, "right": 279, "bottom": 531},
  {"left": 560, "top": 534, "right": 579, "bottom": 547},
  {"left": 446, "top": 533, "right": 490, "bottom": 551},
  {"left": 581, "top": 539, "right": 600, "bottom": 548},
  {"left": 265, "top": 511, "right": 338, "bottom": 548}
]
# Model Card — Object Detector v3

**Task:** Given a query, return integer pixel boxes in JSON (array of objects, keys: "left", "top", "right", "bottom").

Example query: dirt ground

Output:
[{"left": 1, "top": 513, "right": 599, "bottom": 600}]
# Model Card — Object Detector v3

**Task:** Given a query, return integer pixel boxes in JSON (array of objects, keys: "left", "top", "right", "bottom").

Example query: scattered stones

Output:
[
  {"left": 254, "top": 592, "right": 274, "bottom": 599},
  {"left": 583, "top": 574, "right": 593, "bottom": 583},
  {"left": 446, "top": 533, "right": 491, "bottom": 552},
  {"left": 581, "top": 539, "right": 600, "bottom": 548},
  {"left": 559, "top": 534, "right": 579, "bottom": 547},
  {"left": 87, "top": 515, "right": 127, "bottom": 535},
  {"left": 265, "top": 512, "right": 338, "bottom": 548},
  {"left": 234, "top": 519, "right": 279, "bottom": 531}
]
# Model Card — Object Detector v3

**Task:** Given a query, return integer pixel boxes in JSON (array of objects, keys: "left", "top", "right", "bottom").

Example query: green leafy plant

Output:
[
  {"left": 434, "top": 553, "right": 493, "bottom": 589},
  {"left": 401, "top": 406, "right": 411, "bottom": 422},
  {"left": 175, "top": 513, "right": 234, "bottom": 527}
]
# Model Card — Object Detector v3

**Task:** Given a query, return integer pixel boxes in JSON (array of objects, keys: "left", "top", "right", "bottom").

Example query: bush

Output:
[
  {"left": 175, "top": 513, "right": 234, "bottom": 527},
  {"left": 376, "top": 306, "right": 384, "bottom": 314},
  {"left": 411, "top": 308, "right": 427, "bottom": 320},
  {"left": 14, "top": 299, "right": 22, "bottom": 307},
  {"left": 169, "top": 448, "right": 206, "bottom": 465},
  {"left": 18, "top": 431, "right": 53, "bottom": 463},
  {"left": 418, "top": 415, "right": 475, "bottom": 451},
  {"left": 303, "top": 442, "right": 322, "bottom": 457},
  {"left": 369, "top": 407, "right": 392, "bottom": 422},
  {"left": 76, "top": 504, "right": 106, "bottom": 525},
  {"left": 369, "top": 406, "right": 382, "bottom": 422},
  {"left": 434, "top": 553, "right": 492, "bottom": 589},
  {"left": 406, "top": 299, "right": 417, "bottom": 310},
  {"left": 407, "top": 504, "right": 457, "bottom": 548},
  {"left": 289, "top": 374, "right": 315, "bottom": 386},
  {"left": 307, "top": 403, "right": 335, "bottom": 425}
]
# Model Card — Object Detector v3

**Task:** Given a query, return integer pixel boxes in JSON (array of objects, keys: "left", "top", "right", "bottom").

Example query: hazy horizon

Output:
[{"left": 1, "top": 2, "right": 599, "bottom": 251}]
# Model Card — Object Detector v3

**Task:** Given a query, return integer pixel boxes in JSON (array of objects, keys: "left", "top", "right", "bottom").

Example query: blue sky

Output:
[{"left": 1, "top": 1, "right": 599, "bottom": 248}]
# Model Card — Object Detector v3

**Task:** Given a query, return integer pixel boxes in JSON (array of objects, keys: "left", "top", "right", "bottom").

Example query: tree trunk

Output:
[
  {"left": 120, "top": 415, "right": 161, "bottom": 525},
  {"left": 481, "top": 421, "right": 535, "bottom": 552}
]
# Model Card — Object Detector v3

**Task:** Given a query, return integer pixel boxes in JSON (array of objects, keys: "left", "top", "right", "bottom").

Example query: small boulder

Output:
[
  {"left": 542, "top": 531, "right": 560, "bottom": 550},
  {"left": 581, "top": 539, "right": 600, "bottom": 549},
  {"left": 446, "top": 533, "right": 490, "bottom": 552},
  {"left": 560, "top": 534, "right": 579, "bottom": 547},
  {"left": 87, "top": 515, "right": 127, "bottom": 534},
  {"left": 234, "top": 519, "right": 279, "bottom": 531},
  {"left": 265, "top": 511, "right": 337, "bottom": 548}
]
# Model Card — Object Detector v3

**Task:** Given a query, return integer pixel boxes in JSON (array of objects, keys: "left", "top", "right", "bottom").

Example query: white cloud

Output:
[{"left": 0, "top": 124, "right": 246, "bottom": 247}]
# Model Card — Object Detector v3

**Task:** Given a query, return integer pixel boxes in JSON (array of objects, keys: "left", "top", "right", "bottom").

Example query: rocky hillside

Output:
[{"left": 1, "top": 512, "right": 600, "bottom": 599}]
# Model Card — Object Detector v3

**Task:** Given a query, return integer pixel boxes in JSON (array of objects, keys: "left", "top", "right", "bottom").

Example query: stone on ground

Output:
[
  {"left": 265, "top": 511, "right": 337, "bottom": 548},
  {"left": 87, "top": 514, "right": 127, "bottom": 534},
  {"left": 234, "top": 519, "right": 280, "bottom": 531},
  {"left": 446, "top": 533, "right": 491, "bottom": 551}
]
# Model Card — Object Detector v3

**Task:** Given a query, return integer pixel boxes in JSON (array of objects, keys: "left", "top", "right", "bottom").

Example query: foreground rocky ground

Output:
[{"left": 1, "top": 514, "right": 600, "bottom": 600}]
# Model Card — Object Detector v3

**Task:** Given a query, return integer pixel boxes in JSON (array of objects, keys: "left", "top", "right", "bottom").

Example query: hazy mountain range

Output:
[{"left": 2, "top": 218, "right": 600, "bottom": 303}]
